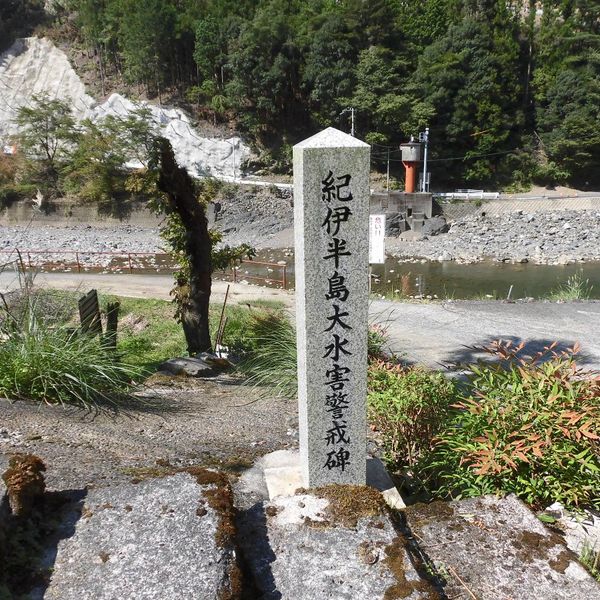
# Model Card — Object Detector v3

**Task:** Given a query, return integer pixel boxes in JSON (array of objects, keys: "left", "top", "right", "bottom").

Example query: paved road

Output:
[
  {"left": 370, "top": 298, "right": 600, "bottom": 370},
  {"left": 2, "top": 271, "right": 599, "bottom": 370}
]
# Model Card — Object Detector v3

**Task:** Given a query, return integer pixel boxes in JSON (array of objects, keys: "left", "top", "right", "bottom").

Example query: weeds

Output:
[
  {"left": 581, "top": 541, "right": 600, "bottom": 582},
  {"left": 549, "top": 271, "right": 593, "bottom": 301}
]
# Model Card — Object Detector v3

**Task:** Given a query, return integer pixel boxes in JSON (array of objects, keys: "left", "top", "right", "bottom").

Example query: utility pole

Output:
[
  {"left": 419, "top": 127, "right": 429, "bottom": 192},
  {"left": 386, "top": 148, "right": 390, "bottom": 192},
  {"left": 340, "top": 107, "right": 355, "bottom": 137}
]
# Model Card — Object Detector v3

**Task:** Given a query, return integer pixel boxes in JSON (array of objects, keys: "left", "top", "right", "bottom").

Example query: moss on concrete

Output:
[
  {"left": 302, "top": 484, "right": 386, "bottom": 529},
  {"left": 383, "top": 536, "right": 442, "bottom": 600}
]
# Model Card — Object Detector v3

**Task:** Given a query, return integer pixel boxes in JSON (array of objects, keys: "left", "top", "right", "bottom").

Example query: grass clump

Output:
[
  {"left": 422, "top": 341, "right": 600, "bottom": 510},
  {"left": 237, "top": 310, "right": 298, "bottom": 398},
  {"left": 0, "top": 282, "right": 137, "bottom": 411},
  {"left": 581, "top": 542, "right": 600, "bottom": 582},
  {"left": 238, "top": 310, "right": 393, "bottom": 399},
  {"left": 0, "top": 316, "right": 138, "bottom": 411},
  {"left": 548, "top": 271, "right": 593, "bottom": 301}
]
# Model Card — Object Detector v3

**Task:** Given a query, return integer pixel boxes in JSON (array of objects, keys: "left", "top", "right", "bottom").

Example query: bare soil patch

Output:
[{"left": 0, "top": 375, "right": 296, "bottom": 491}]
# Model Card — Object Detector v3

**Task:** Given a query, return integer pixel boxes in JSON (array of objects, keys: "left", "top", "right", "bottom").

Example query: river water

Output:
[{"left": 254, "top": 249, "right": 600, "bottom": 299}]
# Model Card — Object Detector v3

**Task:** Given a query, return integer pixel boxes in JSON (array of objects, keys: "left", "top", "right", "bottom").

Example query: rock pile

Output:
[{"left": 389, "top": 209, "right": 600, "bottom": 264}]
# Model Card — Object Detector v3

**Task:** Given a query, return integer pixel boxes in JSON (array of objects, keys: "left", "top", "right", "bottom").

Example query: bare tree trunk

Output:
[
  {"left": 155, "top": 139, "right": 212, "bottom": 354},
  {"left": 98, "top": 45, "right": 106, "bottom": 97}
]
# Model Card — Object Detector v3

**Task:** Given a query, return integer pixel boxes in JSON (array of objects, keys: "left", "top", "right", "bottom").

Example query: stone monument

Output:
[{"left": 293, "top": 127, "right": 370, "bottom": 487}]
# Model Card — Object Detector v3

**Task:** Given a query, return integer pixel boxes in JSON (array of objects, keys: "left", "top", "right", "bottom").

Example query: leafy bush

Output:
[
  {"left": 0, "top": 184, "right": 37, "bottom": 209},
  {"left": 423, "top": 341, "right": 600, "bottom": 509},
  {"left": 368, "top": 360, "right": 457, "bottom": 468}
]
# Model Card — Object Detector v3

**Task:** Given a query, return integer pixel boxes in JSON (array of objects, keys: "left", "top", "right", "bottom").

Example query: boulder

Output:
[
  {"left": 405, "top": 494, "right": 600, "bottom": 600},
  {"left": 421, "top": 216, "right": 449, "bottom": 236},
  {"left": 238, "top": 487, "right": 438, "bottom": 599}
]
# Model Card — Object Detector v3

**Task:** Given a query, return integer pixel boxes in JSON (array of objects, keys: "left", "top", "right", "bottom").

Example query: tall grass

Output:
[
  {"left": 549, "top": 271, "right": 593, "bottom": 301},
  {"left": 0, "top": 277, "right": 138, "bottom": 411},
  {"left": 581, "top": 542, "right": 600, "bottom": 582},
  {"left": 0, "top": 326, "right": 138, "bottom": 410},
  {"left": 238, "top": 310, "right": 393, "bottom": 399},
  {"left": 237, "top": 311, "right": 298, "bottom": 399}
]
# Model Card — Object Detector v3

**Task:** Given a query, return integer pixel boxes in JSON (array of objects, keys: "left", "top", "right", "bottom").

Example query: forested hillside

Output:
[{"left": 2, "top": 0, "right": 599, "bottom": 189}]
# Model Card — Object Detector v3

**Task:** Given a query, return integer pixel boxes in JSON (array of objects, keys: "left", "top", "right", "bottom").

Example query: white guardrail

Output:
[{"left": 435, "top": 190, "right": 501, "bottom": 201}]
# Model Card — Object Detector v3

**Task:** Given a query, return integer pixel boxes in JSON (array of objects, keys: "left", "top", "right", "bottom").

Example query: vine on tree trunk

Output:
[{"left": 149, "top": 137, "right": 253, "bottom": 355}]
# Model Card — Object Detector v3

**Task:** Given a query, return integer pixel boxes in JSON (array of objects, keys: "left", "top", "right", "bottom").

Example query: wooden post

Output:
[{"left": 104, "top": 301, "right": 120, "bottom": 351}]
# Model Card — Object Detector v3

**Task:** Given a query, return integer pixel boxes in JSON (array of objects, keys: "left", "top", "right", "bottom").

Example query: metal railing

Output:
[
  {"left": 0, "top": 249, "right": 288, "bottom": 289},
  {"left": 230, "top": 260, "right": 288, "bottom": 289}
]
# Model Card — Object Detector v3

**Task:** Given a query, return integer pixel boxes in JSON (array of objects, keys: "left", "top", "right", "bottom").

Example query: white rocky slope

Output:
[{"left": 0, "top": 37, "right": 249, "bottom": 179}]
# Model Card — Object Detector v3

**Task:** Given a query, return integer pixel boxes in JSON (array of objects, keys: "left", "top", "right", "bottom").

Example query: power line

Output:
[{"left": 370, "top": 148, "right": 521, "bottom": 163}]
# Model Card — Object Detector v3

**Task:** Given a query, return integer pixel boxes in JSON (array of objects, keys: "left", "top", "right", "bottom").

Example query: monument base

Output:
[{"left": 261, "top": 449, "right": 405, "bottom": 510}]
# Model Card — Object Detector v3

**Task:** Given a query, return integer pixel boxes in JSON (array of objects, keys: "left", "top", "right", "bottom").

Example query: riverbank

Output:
[
  {"left": 388, "top": 209, "right": 600, "bottom": 265},
  {"left": 2, "top": 200, "right": 600, "bottom": 266}
]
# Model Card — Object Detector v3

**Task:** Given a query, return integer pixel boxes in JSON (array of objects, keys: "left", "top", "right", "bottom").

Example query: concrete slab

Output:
[
  {"left": 405, "top": 494, "right": 600, "bottom": 600},
  {"left": 43, "top": 472, "right": 239, "bottom": 600},
  {"left": 366, "top": 456, "right": 406, "bottom": 510},
  {"left": 237, "top": 489, "right": 436, "bottom": 600},
  {"left": 261, "top": 449, "right": 405, "bottom": 509}
]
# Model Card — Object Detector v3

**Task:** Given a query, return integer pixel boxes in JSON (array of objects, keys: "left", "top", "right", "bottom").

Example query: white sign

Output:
[{"left": 369, "top": 214, "right": 386, "bottom": 264}]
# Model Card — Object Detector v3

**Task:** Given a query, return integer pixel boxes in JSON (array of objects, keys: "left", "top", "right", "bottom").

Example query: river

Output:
[{"left": 254, "top": 249, "right": 600, "bottom": 299}]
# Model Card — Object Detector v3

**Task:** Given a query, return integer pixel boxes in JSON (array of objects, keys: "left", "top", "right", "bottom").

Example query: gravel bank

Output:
[
  {"left": 0, "top": 223, "right": 162, "bottom": 255},
  {"left": 3, "top": 205, "right": 600, "bottom": 266},
  {"left": 388, "top": 209, "right": 600, "bottom": 265},
  {"left": 0, "top": 186, "right": 294, "bottom": 265}
]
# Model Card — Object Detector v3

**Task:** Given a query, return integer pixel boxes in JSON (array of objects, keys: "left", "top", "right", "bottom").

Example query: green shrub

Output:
[
  {"left": 0, "top": 183, "right": 37, "bottom": 208},
  {"left": 368, "top": 360, "right": 457, "bottom": 468},
  {"left": 423, "top": 341, "right": 600, "bottom": 510}
]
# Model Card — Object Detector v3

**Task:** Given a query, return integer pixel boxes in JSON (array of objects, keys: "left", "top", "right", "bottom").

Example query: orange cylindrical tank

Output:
[{"left": 403, "top": 161, "right": 418, "bottom": 193}]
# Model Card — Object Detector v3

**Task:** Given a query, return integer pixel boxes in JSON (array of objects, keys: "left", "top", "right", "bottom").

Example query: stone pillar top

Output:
[{"left": 294, "top": 127, "right": 370, "bottom": 149}]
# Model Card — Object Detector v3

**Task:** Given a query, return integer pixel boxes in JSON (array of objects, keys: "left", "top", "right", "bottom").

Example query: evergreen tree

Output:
[
  {"left": 533, "top": 0, "right": 600, "bottom": 187},
  {"left": 117, "top": 0, "right": 177, "bottom": 97},
  {"left": 410, "top": 3, "right": 524, "bottom": 184}
]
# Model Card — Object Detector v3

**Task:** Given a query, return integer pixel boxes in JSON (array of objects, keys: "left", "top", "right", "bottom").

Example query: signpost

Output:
[{"left": 369, "top": 215, "right": 386, "bottom": 265}]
